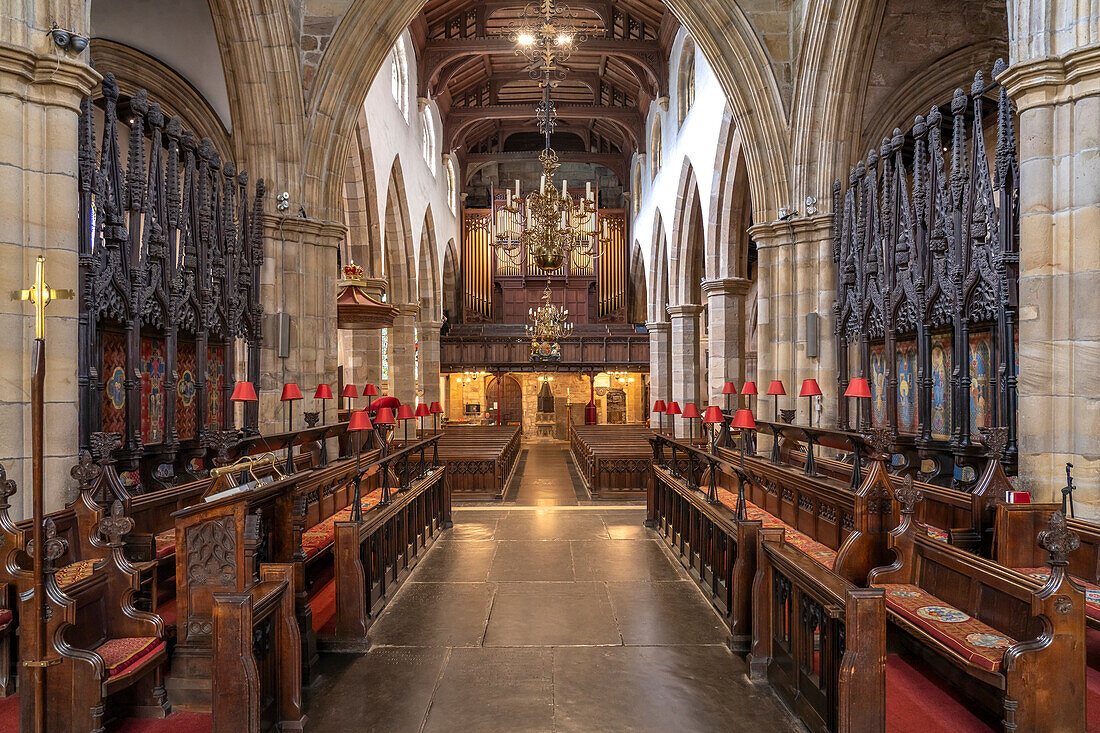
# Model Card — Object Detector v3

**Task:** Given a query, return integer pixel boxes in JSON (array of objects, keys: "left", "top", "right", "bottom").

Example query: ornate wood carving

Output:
[{"left": 186, "top": 517, "right": 237, "bottom": 587}]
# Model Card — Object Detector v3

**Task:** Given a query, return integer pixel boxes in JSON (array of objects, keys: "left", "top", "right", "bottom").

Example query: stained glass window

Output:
[{"left": 381, "top": 328, "right": 389, "bottom": 382}]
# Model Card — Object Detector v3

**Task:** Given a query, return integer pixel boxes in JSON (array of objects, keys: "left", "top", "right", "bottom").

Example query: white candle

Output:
[
  {"left": 540, "top": 175, "right": 546, "bottom": 194},
  {"left": 507, "top": 190, "right": 512, "bottom": 206},
  {"left": 562, "top": 179, "right": 568, "bottom": 196},
  {"left": 515, "top": 179, "right": 520, "bottom": 198},
  {"left": 560, "top": 211, "right": 567, "bottom": 228}
]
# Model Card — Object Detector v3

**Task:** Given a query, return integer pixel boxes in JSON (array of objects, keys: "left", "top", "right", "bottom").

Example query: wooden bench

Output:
[
  {"left": 869, "top": 481, "right": 1085, "bottom": 730},
  {"left": 18, "top": 499, "right": 170, "bottom": 731},
  {"left": 749, "top": 524, "right": 886, "bottom": 733},
  {"left": 569, "top": 423, "right": 652, "bottom": 499},
  {"left": 433, "top": 425, "right": 521, "bottom": 501}
]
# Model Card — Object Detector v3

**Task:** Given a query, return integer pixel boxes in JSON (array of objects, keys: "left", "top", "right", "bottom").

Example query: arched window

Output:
[
  {"left": 390, "top": 37, "right": 409, "bottom": 122},
  {"left": 420, "top": 105, "right": 436, "bottom": 175},
  {"left": 677, "top": 38, "right": 696, "bottom": 128},
  {"left": 445, "top": 155, "right": 458, "bottom": 215},
  {"left": 650, "top": 116, "right": 662, "bottom": 180},
  {"left": 632, "top": 162, "right": 642, "bottom": 218}
]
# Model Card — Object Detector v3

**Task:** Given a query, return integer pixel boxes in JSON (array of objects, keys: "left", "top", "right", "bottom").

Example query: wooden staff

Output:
[{"left": 13, "top": 256, "right": 72, "bottom": 732}]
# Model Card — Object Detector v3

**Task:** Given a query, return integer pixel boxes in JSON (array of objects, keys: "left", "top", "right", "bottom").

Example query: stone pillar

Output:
[
  {"left": 1000, "top": 39, "right": 1100, "bottom": 516},
  {"left": 703, "top": 278, "right": 752, "bottom": 405},
  {"left": 750, "top": 215, "right": 835, "bottom": 426},
  {"left": 668, "top": 304, "right": 703, "bottom": 437},
  {"left": 259, "top": 216, "right": 343, "bottom": 433},
  {"left": 419, "top": 320, "right": 443, "bottom": 407},
  {"left": 0, "top": 15, "right": 98, "bottom": 516},
  {"left": 389, "top": 304, "right": 419, "bottom": 408},
  {"left": 647, "top": 321, "right": 671, "bottom": 428}
]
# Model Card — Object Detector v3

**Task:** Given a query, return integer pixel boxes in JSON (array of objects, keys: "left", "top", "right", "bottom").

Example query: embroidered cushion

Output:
[
  {"left": 1015, "top": 568, "right": 1100, "bottom": 621},
  {"left": 154, "top": 530, "right": 176, "bottom": 559},
  {"left": 301, "top": 488, "right": 385, "bottom": 559},
  {"left": 925, "top": 525, "right": 949, "bottom": 542},
  {"left": 0, "top": 609, "right": 11, "bottom": 627},
  {"left": 877, "top": 584, "right": 1015, "bottom": 672},
  {"left": 95, "top": 637, "right": 165, "bottom": 678},
  {"left": 715, "top": 488, "right": 837, "bottom": 569},
  {"left": 55, "top": 559, "right": 97, "bottom": 589}
]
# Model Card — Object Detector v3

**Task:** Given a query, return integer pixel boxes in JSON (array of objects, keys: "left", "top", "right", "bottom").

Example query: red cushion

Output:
[
  {"left": 55, "top": 559, "right": 97, "bottom": 588},
  {"left": 154, "top": 530, "right": 175, "bottom": 559},
  {"left": 301, "top": 489, "right": 386, "bottom": 559},
  {"left": 0, "top": 609, "right": 11, "bottom": 627},
  {"left": 877, "top": 584, "right": 1015, "bottom": 672},
  {"left": 715, "top": 488, "right": 837, "bottom": 569},
  {"left": 925, "top": 525, "right": 949, "bottom": 542},
  {"left": 95, "top": 637, "right": 164, "bottom": 678},
  {"left": 1016, "top": 568, "right": 1100, "bottom": 621}
]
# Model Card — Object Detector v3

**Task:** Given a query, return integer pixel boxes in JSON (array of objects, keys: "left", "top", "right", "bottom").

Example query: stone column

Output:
[
  {"left": 0, "top": 15, "right": 98, "bottom": 516},
  {"left": 259, "top": 216, "right": 343, "bottom": 433},
  {"left": 668, "top": 304, "right": 703, "bottom": 437},
  {"left": 1000, "top": 39, "right": 1100, "bottom": 515},
  {"left": 419, "top": 320, "right": 443, "bottom": 408},
  {"left": 389, "top": 304, "right": 419, "bottom": 408},
  {"left": 750, "top": 215, "right": 835, "bottom": 426},
  {"left": 647, "top": 321, "right": 671, "bottom": 428},
  {"left": 703, "top": 278, "right": 752, "bottom": 405}
]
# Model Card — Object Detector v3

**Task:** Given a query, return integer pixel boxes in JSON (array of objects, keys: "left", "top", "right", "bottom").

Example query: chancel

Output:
[{"left": 0, "top": 0, "right": 1096, "bottom": 731}]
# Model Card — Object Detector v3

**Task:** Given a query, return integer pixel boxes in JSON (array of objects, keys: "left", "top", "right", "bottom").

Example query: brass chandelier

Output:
[
  {"left": 509, "top": 0, "right": 591, "bottom": 85},
  {"left": 527, "top": 281, "right": 573, "bottom": 361}
]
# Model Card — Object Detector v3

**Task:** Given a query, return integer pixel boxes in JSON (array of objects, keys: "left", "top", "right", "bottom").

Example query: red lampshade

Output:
[
  {"left": 374, "top": 407, "right": 395, "bottom": 425},
  {"left": 703, "top": 406, "right": 725, "bottom": 424},
  {"left": 740, "top": 381, "right": 758, "bottom": 396},
  {"left": 341, "top": 384, "right": 359, "bottom": 399},
  {"left": 230, "top": 381, "right": 258, "bottom": 402},
  {"left": 652, "top": 399, "right": 667, "bottom": 413},
  {"left": 395, "top": 404, "right": 413, "bottom": 421},
  {"left": 844, "top": 377, "right": 872, "bottom": 399},
  {"left": 363, "top": 383, "right": 378, "bottom": 397},
  {"left": 430, "top": 401, "right": 443, "bottom": 414},
  {"left": 415, "top": 403, "right": 431, "bottom": 417},
  {"left": 314, "top": 384, "right": 333, "bottom": 400},
  {"left": 799, "top": 378, "right": 822, "bottom": 397},
  {"left": 721, "top": 382, "right": 737, "bottom": 395},
  {"left": 280, "top": 383, "right": 303, "bottom": 401},
  {"left": 665, "top": 401, "right": 681, "bottom": 416},
  {"left": 730, "top": 409, "right": 757, "bottom": 430},
  {"left": 766, "top": 380, "right": 786, "bottom": 396},
  {"left": 347, "top": 410, "right": 373, "bottom": 431},
  {"left": 681, "top": 403, "right": 701, "bottom": 419}
]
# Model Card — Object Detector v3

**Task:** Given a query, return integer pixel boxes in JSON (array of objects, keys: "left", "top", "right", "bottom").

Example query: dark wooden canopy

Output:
[{"left": 336, "top": 281, "right": 399, "bottom": 330}]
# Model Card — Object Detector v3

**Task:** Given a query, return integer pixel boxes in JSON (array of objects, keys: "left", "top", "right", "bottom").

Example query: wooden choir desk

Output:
[
  {"left": 432, "top": 425, "right": 521, "bottom": 501},
  {"left": 569, "top": 423, "right": 653, "bottom": 499}
]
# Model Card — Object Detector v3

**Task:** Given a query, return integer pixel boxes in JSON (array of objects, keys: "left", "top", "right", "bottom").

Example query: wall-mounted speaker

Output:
[
  {"left": 277, "top": 312, "right": 291, "bottom": 358},
  {"left": 806, "top": 312, "right": 820, "bottom": 359}
]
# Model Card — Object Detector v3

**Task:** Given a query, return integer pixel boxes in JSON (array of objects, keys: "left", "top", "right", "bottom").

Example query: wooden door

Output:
[{"left": 487, "top": 375, "right": 523, "bottom": 427}]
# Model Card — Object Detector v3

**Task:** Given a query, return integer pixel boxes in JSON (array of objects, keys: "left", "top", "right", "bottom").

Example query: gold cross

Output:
[{"left": 11, "top": 256, "right": 73, "bottom": 340}]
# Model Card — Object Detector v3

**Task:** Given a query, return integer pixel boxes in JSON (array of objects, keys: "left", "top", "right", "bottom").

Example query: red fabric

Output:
[
  {"left": 715, "top": 487, "right": 837, "bottom": 569},
  {"left": 301, "top": 489, "right": 384, "bottom": 559},
  {"left": 886, "top": 653, "right": 998, "bottom": 732},
  {"left": 157, "top": 597, "right": 177, "bottom": 629},
  {"left": 1015, "top": 567, "right": 1100, "bottom": 622},
  {"left": 0, "top": 609, "right": 11, "bottom": 627},
  {"left": 310, "top": 577, "right": 337, "bottom": 635},
  {"left": 1087, "top": 628, "right": 1100, "bottom": 730},
  {"left": 877, "top": 584, "right": 1014, "bottom": 672},
  {"left": 55, "top": 559, "right": 97, "bottom": 588},
  {"left": 369, "top": 396, "right": 401, "bottom": 411},
  {"left": 95, "top": 637, "right": 164, "bottom": 678},
  {"left": 155, "top": 530, "right": 175, "bottom": 559},
  {"left": 0, "top": 695, "right": 211, "bottom": 732}
]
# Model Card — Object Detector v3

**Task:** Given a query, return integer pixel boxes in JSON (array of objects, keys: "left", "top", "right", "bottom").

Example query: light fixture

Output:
[
  {"left": 507, "top": 0, "right": 589, "bottom": 82},
  {"left": 527, "top": 282, "right": 573, "bottom": 362},
  {"left": 556, "top": 34, "right": 572, "bottom": 45}
]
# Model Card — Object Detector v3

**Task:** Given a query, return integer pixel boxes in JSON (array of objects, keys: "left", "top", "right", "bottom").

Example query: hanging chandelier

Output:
[
  {"left": 509, "top": 0, "right": 591, "bottom": 84},
  {"left": 527, "top": 281, "right": 573, "bottom": 361}
]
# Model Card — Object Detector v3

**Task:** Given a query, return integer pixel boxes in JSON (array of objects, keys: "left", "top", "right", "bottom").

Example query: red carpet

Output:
[
  {"left": 0, "top": 693, "right": 210, "bottom": 731},
  {"left": 885, "top": 653, "right": 997, "bottom": 732}
]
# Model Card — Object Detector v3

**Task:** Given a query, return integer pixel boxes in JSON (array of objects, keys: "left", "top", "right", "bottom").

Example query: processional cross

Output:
[{"left": 12, "top": 255, "right": 73, "bottom": 339}]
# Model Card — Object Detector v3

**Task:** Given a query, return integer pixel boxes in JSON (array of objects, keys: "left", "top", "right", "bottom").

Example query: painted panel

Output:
[
  {"left": 141, "top": 338, "right": 167, "bottom": 444},
  {"left": 177, "top": 340, "right": 198, "bottom": 441},
  {"left": 102, "top": 331, "right": 127, "bottom": 437},
  {"left": 896, "top": 340, "right": 918, "bottom": 433},
  {"left": 206, "top": 345, "right": 225, "bottom": 429},
  {"left": 870, "top": 344, "right": 887, "bottom": 426},
  {"left": 930, "top": 332, "right": 952, "bottom": 440},
  {"left": 969, "top": 331, "right": 992, "bottom": 436}
]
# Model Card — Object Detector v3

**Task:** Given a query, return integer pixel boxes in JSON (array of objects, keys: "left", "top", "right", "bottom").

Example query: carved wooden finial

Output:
[
  {"left": 89, "top": 432, "right": 122, "bottom": 465},
  {"left": 978, "top": 426, "right": 1008, "bottom": 460},
  {"left": 779, "top": 409, "right": 796, "bottom": 424},
  {"left": 99, "top": 500, "right": 134, "bottom": 547},
  {"left": 1039, "top": 511, "right": 1080, "bottom": 568},
  {"left": 0, "top": 463, "right": 17, "bottom": 508},
  {"left": 303, "top": 411, "right": 320, "bottom": 428},
  {"left": 70, "top": 450, "right": 101, "bottom": 491},
  {"left": 868, "top": 427, "right": 894, "bottom": 457},
  {"left": 208, "top": 429, "right": 240, "bottom": 465},
  {"left": 894, "top": 474, "right": 923, "bottom": 515},
  {"left": 28, "top": 518, "right": 69, "bottom": 574}
]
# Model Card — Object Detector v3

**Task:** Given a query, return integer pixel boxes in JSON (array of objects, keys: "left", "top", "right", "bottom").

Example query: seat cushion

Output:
[
  {"left": 55, "top": 559, "right": 97, "bottom": 588},
  {"left": 301, "top": 488, "right": 386, "bottom": 559},
  {"left": 716, "top": 488, "right": 837, "bottom": 570},
  {"left": 0, "top": 609, "right": 11, "bottom": 627},
  {"left": 1015, "top": 568, "right": 1100, "bottom": 621},
  {"left": 925, "top": 525, "right": 949, "bottom": 542},
  {"left": 877, "top": 583, "right": 1015, "bottom": 672},
  {"left": 154, "top": 530, "right": 175, "bottom": 559},
  {"left": 94, "top": 636, "right": 165, "bottom": 678}
]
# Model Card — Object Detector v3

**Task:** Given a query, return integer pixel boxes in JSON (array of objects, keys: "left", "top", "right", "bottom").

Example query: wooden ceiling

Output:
[{"left": 413, "top": 0, "right": 676, "bottom": 183}]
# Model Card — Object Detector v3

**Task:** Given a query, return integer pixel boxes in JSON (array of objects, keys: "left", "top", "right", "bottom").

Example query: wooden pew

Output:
[
  {"left": 870, "top": 481, "right": 1085, "bottom": 731},
  {"left": 749, "top": 525, "right": 886, "bottom": 733},
  {"left": 211, "top": 563, "right": 304, "bottom": 732},
  {"left": 433, "top": 425, "right": 520, "bottom": 501},
  {"left": 0, "top": 582, "right": 11, "bottom": 698},
  {"left": 19, "top": 499, "right": 170, "bottom": 732},
  {"left": 325, "top": 443, "right": 448, "bottom": 651},
  {"left": 569, "top": 423, "right": 652, "bottom": 499}
]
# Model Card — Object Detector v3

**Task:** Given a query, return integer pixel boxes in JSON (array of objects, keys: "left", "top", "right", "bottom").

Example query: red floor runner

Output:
[
  {"left": 886, "top": 653, "right": 997, "bottom": 732},
  {"left": 0, "top": 693, "right": 210, "bottom": 732},
  {"left": 310, "top": 575, "right": 338, "bottom": 634}
]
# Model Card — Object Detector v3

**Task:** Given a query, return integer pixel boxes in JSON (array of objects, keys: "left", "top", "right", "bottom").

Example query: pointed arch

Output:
[
  {"left": 442, "top": 237, "right": 460, "bottom": 325},
  {"left": 417, "top": 206, "right": 441, "bottom": 320},
  {"left": 670, "top": 159, "right": 704, "bottom": 306},
  {"left": 707, "top": 107, "right": 753, "bottom": 281},
  {"left": 383, "top": 157, "right": 416, "bottom": 304},
  {"left": 629, "top": 240, "right": 648, "bottom": 324},
  {"left": 343, "top": 106, "right": 382, "bottom": 277},
  {"left": 649, "top": 211, "right": 670, "bottom": 323}
]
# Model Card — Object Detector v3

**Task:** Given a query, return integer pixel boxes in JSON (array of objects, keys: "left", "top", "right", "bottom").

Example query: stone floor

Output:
[{"left": 304, "top": 442, "right": 803, "bottom": 732}]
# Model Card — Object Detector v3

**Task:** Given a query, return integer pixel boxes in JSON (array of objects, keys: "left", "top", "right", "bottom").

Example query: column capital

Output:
[
  {"left": 998, "top": 45, "right": 1100, "bottom": 111},
  {"left": 420, "top": 320, "right": 444, "bottom": 332},
  {"left": 702, "top": 277, "right": 752, "bottom": 296},
  {"left": 667, "top": 304, "right": 704, "bottom": 318},
  {"left": 394, "top": 303, "right": 420, "bottom": 318},
  {"left": 261, "top": 213, "right": 346, "bottom": 249},
  {"left": 645, "top": 320, "right": 670, "bottom": 333},
  {"left": 748, "top": 214, "right": 833, "bottom": 249},
  {"left": 0, "top": 46, "right": 99, "bottom": 113}
]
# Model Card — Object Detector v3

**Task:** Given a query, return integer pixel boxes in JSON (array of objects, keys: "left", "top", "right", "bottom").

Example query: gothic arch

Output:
[
  {"left": 383, "top": 157, "right": 416, "bottom": 304},
  {"left": 417, "top": 206, "right": 442, "bottom": 321},
  {"left": 343, "top": 106, "right": 383, "bottom": 277},
  {"left": 706, "top": 107, "right": 753, "bottom": 281},
  {"left": 629, "top": 240, "right": 648, "bottom": 324},
  {"left": 670, "top": 159, "right": 704, "bottom": 306},
  {"left": 649, "top": 211, "right": 670, "bottom": 323},
  {"left": 442, "top": 237, "right": 460, "bottom": 324}
]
